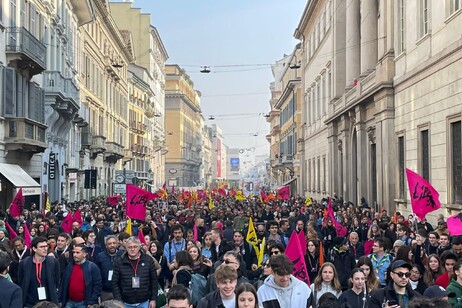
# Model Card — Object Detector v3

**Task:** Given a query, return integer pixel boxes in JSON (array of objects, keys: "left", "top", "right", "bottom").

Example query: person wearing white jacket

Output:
[{"left": 257, "top": 254, "right": 311, "bottom": 308}]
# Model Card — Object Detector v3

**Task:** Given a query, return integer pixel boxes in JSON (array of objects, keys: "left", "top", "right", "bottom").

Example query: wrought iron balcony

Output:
[
  {"left": 6, "top": 27, "right": 46, "bottom": 75},
  {"left": 4, "top": 117, "right": 47, "bottom": 153}
]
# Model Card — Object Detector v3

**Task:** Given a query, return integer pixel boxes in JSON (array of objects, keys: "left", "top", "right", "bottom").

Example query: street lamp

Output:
[{"left": 289, "top": 170, "right": 295, "bottom": 178}]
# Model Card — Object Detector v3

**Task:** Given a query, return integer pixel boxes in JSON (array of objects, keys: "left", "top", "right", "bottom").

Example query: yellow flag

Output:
[
  {"left": 246, "top": 217, "right": 259, "bottom": 255},
  {"left": 235, "top": 190, "right": 247, "bottom": 201},
  {"left": 305, "top": 196, "right": 313, "bottom": 206},
  {"left": 126, "top": 218, "right": 132, "bottom": 236},
  {"left": 208, "top": 193, "right": 215, "bottom": 210},
  {"left": 45, "top": 193, "right": 51, "bottom": 212},
  {"left": 258, "top": 237, "right": 265, "bottom": 266}
]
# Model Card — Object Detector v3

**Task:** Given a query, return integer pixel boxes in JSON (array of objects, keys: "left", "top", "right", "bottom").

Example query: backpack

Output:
[{"left": 190, "top": 273, "right": 207, "bottom": 306}]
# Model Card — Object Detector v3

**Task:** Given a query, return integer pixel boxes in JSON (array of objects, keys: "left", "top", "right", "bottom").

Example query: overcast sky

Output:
[{"left": 125, "top": 0, "right": 307, "bottom": 159}]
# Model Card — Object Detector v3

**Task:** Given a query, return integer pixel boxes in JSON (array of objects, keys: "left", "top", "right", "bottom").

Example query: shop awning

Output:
[
  {"left": 0, "top": 163, "right": 41, "bottom": 195},
  {"left": 281, "top": 178, "right": 297, "bottom": 186}
]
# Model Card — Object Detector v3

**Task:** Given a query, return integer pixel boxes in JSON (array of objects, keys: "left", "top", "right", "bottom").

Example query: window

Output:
[
  {"left": 398, "top": 136, "right": 405, "bottom": 198},
  {"left": 449, "top": 0, "right": 461, "bottom": 15},
  {"left": 306, "top": 91, "right": 311, "bottom": 125},
  {"left": 420, "top": 0, "right": 429, "bottom": 37},
  {"left": 322, "top": 74, "right": 326, "bottom": 115},
  {"left": 371, "top": 144, "right": 377, "bottom": 204},
  {"left": 317, "top": 82, "right": 321, "bottom": 120},
  {"left": 322, "top": 155, "right": 326, "bottom": 192},
  {"left": 312, "top": 159, "right": 316, "bottom": 191},
  {"left": 397, "top": 0, "right": 405, "bottom": 54},
  {"left": 308, "top": 159, "right": 311, "bottom": 191},
  {"left": 317, "top": 157, "right": 321, "bottom": 192},
  {"left": 451, "top": 121, "right": 462, "bottom": 204},
  {"left": 420, "top": 129, "right": 430, "bottom": 181}
]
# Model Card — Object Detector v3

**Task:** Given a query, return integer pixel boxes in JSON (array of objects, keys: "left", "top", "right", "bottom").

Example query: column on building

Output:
[
  {"left": 354, "top": 106, "right": 368, "bottom": 205},
  {"left": 360, "top": 0, "right": 378, "bottom": 75},
  {"left": 340, "top": 115, "right": 351, "bottom": 201},
  {"left": 327, "top": 124, "right": 339, "bottom": 196},
  {"left": 345, "top": 0, "right": 360, "bottom": 87}
]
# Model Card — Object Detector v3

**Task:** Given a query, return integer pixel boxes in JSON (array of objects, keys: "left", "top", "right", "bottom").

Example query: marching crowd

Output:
[{"left": 0, "top": 194, "right": 461, "bottom": 308}]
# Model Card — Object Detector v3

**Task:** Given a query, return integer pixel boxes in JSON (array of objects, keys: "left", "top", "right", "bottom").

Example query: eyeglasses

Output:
[
  {"left": 127, "top": 246, "right": 140, "bottom": 250},
  {"left": 270, "top": 250, "right": 280, "bottom": 255},
  {"left": 224, "top": 259, "right": 238, "bottom": 265},
  {"left": 393, "top": 271, "right": 411, "bottom": 278}
]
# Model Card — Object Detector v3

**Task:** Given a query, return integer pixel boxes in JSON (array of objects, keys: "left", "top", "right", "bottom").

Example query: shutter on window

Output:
[{"left": 3, "top": 67, "right": 16, "bottom": 117}]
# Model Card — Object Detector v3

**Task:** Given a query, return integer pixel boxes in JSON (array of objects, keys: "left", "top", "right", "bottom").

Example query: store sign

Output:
[{"left": 49, "top": 152, "right": 56, "bottom": 180}]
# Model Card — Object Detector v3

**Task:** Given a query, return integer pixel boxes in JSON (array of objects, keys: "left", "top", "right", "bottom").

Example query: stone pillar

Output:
[
  {"left": 327, "top": 123, "right": 338, "bottom": 196},
  {"left": 354, "top": 106, "right": 368, "bottom": 205},
  {"left": 360, "top": 0, "right": 378, "bottom": 75},
  {"left": 345, "top": 0, "right": 360, "bottom": 87},
  {"left": 341, "top": 115, "right": 351, "bottom": 201}
]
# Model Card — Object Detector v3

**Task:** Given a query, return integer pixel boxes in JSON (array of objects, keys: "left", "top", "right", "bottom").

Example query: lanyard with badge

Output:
[
  {"left": 35, "top": 258, "right": 47, "bottom": 300},
  {"left": 130, "top": 258, "right": 141, "bottom": 288}
]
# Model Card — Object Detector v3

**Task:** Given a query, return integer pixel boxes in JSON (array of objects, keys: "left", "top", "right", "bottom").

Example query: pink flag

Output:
[
  {"left": 23, "top": 223, "right": 31, "bottom": 248},
  {"left": 286, "top": 231, "right": 310, "bottom": 285},
  {"left": 107, "top": 196, "right": 120, "bottom": 206},
  {"left": 364, "top": 240, "right": 374, "bottom": 255},
  {"left": 61, "top": 213, "right": 73, "bottom": 233},
  {"left": 171, "top": 184, "right": 175, "bottom": 194},
  {"left": 297, "top": 229, "right": 307, "bottom": 254},
  {"left": 5, "top": 221, "right": 18, "bottom": 240},
  {"left": 326, "top": 199, "right": 348, "bottom": 237},
  {"left": 126, "top": 184, "right": 158, "bottom": 221},
  {"left": 260, "top": 190, "right": 267, "bottom": 202},
  {"left": 218, "top": 188, "right": 227, "bottom": 197},
  {"left": 73, "top": 210, "right": 83, "bottom": 227},
  {"left": 9, "top": 188, "right": 24, "bottom": 217},
  {"left": 447, "top": 213, "right": 462, "bottom": 236},
  {"left": 138, "top": 228, "right": 147, "bottom": 246},
  {"left": 406, "top": 168, "right": 441, "bottom": 220},
  {"left": 193, "top": 223, "right": 198, "bottom": 242},
  {"left": 277, "top": 186, "right": 290, "bottom": 200}
]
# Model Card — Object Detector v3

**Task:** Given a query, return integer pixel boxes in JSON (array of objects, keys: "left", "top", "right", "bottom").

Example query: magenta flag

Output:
[
  {"left": 107, "top": 196, "right": 120, "bottom": 206},
  {"left": 298, "top": 229, "right": 307, "bottom": 254},
  {"left": 406, "top": 168, "right": 441, "bottom": 220},
  {"left": 286, "top": 231, "right": 310, "bottom": 285},
  {"left": 326, "top": 199, "right": 348, "bottom": 237},
  {"left": 447, "top": 213, "right": 462, "bottom": 236},
  {"left": 5, "top": 222, "right": 18, "bottom": 240},
  {"left": 193, "top": 223, "right": 198, "bottom": 242},
  {"left": 61, "top": 213, "right": 73, "bottom": 233},
  {"left": 126, "top": 184, "right": 158, "bottom": 221},
  {"left": 73, "top": 210, "right": 83, "bottom": 227},
  {"left": 260, "top": 190, "right": 267, "bottom": 202},
  {"left": 277, "top": 186, "right": 290, "bottom": 200},
  {"left": 23, "top": 223, "right": 31, "bottom": 248},
  {"left": 364, "top": 240, "right": 374, "bottom": 255},
  {"left": 9, "top": 188, "right": 24, "bottom": 217}
]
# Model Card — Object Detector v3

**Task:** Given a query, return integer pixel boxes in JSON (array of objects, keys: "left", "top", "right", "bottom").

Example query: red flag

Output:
[
  {"left": 406, "top": 168, "right": 441, "bottom": 220},
  {"left": 218, "top": 188, "right": 227, "bottom": 197},
  {"left": 126, "top": 184, "right": 157, "bottom": 221},
  {"left": 393, "top": 210, "right": 398, "bottom": 224},
  {"left": 73, "top": 210, "right": 83, "bottom": 227},
  {"left": 5, "top": 221, "right": 18, "bottom": 240},
  {"left": 171, "top": 184, "right": 175, "bottom": 194},
  {"left": 297, "top": 229, "right": 307, "bottom": 254},
  {"left": 23, "top": 223, "right": 31, "bottom": 248},
  {"left": 61, "top": 213, "right": 73, "bottom": 233},
  {"left": 9, "top": 188, "right": 24, "bottom": 217},
  {"left": 107, "top": 196, "right": 120, "bottom": 206},
  {"left": 277, "top": 186, "right": 290, "bottom": 200},
  {"left": 326, "top": 199, "right": 347, "bottom": 237},
  {"left": 447, "top": 213, "right": 462, "bottom": 236},
  {"left": 364, "top": 240, "right": 374, "bottom": 255},
  {"left": 138, "top": 228, "right": 147, "bottom": 246},
  {"left": 319, "top": 241, "right": 325, "bottom": 265},
  {"left": 162, "top": 182, "right": 166, "bottom": 190},
  {"left": 286, "top": 231, "right": 310, "bottom": 285},
  {"left": 229, "top": 188, "right": 236, "bottom": 197},
  {"left": 260, "top": 190, "right": 267, "bottom": 202},
  {"left": 193, "top": 223, "right": 198, "bottom": 242}
]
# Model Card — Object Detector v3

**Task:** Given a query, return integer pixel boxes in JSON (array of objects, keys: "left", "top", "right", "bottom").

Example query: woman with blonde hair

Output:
[{"left": 309, "top": 262, "right": 342, "bottom": 307}]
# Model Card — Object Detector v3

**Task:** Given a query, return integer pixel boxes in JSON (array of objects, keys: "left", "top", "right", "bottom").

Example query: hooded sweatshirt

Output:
[
  {"left": 447, "top": 279, "right": 462, "bottom": 308},
  {"left": 257, "top": 274, "right": 311, "bottom": 308}
]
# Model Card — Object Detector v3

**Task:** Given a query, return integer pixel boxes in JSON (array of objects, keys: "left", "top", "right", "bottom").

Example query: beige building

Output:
[
  {"left": 109, "top": 3, "right": 169, "bottom": 189},
  {"left": 393, "top": 1, "right": 462, "bottom": 218},
  {"left": 165, "top": 65, "right": 203, "bottom": 188},
  {"left": 78, "top": 0, "right": 133, "bottom": 198},
  {"left": 268, "top": 45, "right": 303, "bottom": 196}
]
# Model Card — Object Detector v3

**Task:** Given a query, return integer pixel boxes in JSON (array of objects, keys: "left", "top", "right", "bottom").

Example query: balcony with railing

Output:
[
  {"left": 43, "top": 71, "right": 79, "bottom": 116},
  {"left": 6, "top": 27, "right": 46, "bottom": 76},
  {"left": 4, "top": 118, "right": 47, "bottom": 153},
  {"left": 90, "top": 135, "right": 106, "bottom": 158},
  {"left": 104, "top": 141, "right": 124, "bottom": 163}
]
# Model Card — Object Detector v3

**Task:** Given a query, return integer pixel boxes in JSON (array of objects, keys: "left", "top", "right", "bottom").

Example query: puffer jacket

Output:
[{"left": 112, "top": 251, "right": 157, "bottom": 304}]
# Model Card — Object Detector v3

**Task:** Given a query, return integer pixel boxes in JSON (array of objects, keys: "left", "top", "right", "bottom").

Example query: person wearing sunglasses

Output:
[{"left": 369, "top": 260, "right": 421, "bottom": 308}]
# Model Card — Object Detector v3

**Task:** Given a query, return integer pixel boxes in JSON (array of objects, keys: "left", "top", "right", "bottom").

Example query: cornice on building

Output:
[
  {"left": 150, "top": 26, "right": 169, "bottom": 62},
  {"left": 274, "top": 78, "right": 301, "bottom": 110}
]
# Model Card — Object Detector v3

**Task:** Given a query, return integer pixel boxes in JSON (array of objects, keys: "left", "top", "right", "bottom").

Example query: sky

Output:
[{"left": 122, "top": 0, "right": 307, "bottom": 160}]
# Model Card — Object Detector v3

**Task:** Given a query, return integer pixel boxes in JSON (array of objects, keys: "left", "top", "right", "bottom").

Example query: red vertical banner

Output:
[
  {"left": 9, "top": 188, "right": 24, "bottom": 217},
  {"left": 286, "top": 231, "right": 310, "bottom": 285}
]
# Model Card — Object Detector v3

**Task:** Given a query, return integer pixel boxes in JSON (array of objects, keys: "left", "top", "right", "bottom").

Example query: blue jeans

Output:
[
  {"left": 124, "top": 300, "right": 149, "bottom": 308},
  {"left": 65, "top": 300, "right": 87, "bottom": 308}
]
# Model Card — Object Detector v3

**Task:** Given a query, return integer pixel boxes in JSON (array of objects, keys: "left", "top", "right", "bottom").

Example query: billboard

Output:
[{"left": 230, "top": 157, "right": 240, "bottom": 172}]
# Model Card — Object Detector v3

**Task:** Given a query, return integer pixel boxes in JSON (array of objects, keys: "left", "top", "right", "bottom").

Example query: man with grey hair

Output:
[
  {"left": 113, "top": 236, "right": 158, "bottom": 308},
  {"left": 95, "top": 235, "right": 123, "bottom": 301}
]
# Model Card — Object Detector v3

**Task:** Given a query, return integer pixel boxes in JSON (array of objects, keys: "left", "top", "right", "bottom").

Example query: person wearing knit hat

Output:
[{"left": 329, "top": 236, "right": 355, "bottom": 290}]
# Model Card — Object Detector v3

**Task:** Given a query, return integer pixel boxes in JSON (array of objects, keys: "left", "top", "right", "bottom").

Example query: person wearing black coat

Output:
[
  {"left": 94, "top": 235, "right": 123, "bottom": 301},
  {"left": 329, "top": 237, "right": 356, "bottom": 291},
  {"left": 0, "top": 251, "right": 22, "bottom": 308},
  {"left": 93, "top": 218, "right": 113, "bottom": 249},
  {"left": 18, "top": 237, "right": 60, "bottom": 307},
  {"left": 112, "top": 237, "right": 158, "bottom": 307},
  {"left": 369, "top": 261, "right": 421, "bottom": 308},
  {"left": 197, "top": 263, "right": 238, "bottom": 308}
]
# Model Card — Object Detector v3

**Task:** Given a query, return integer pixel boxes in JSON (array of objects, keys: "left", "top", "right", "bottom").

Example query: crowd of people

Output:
[{"left": 0, "top": 194, "right": 461, "bottom": 308}]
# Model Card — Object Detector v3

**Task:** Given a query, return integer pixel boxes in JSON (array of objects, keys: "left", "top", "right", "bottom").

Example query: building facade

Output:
[{"left": 165, "top": 65, "right": 202, "bottom": 188}]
